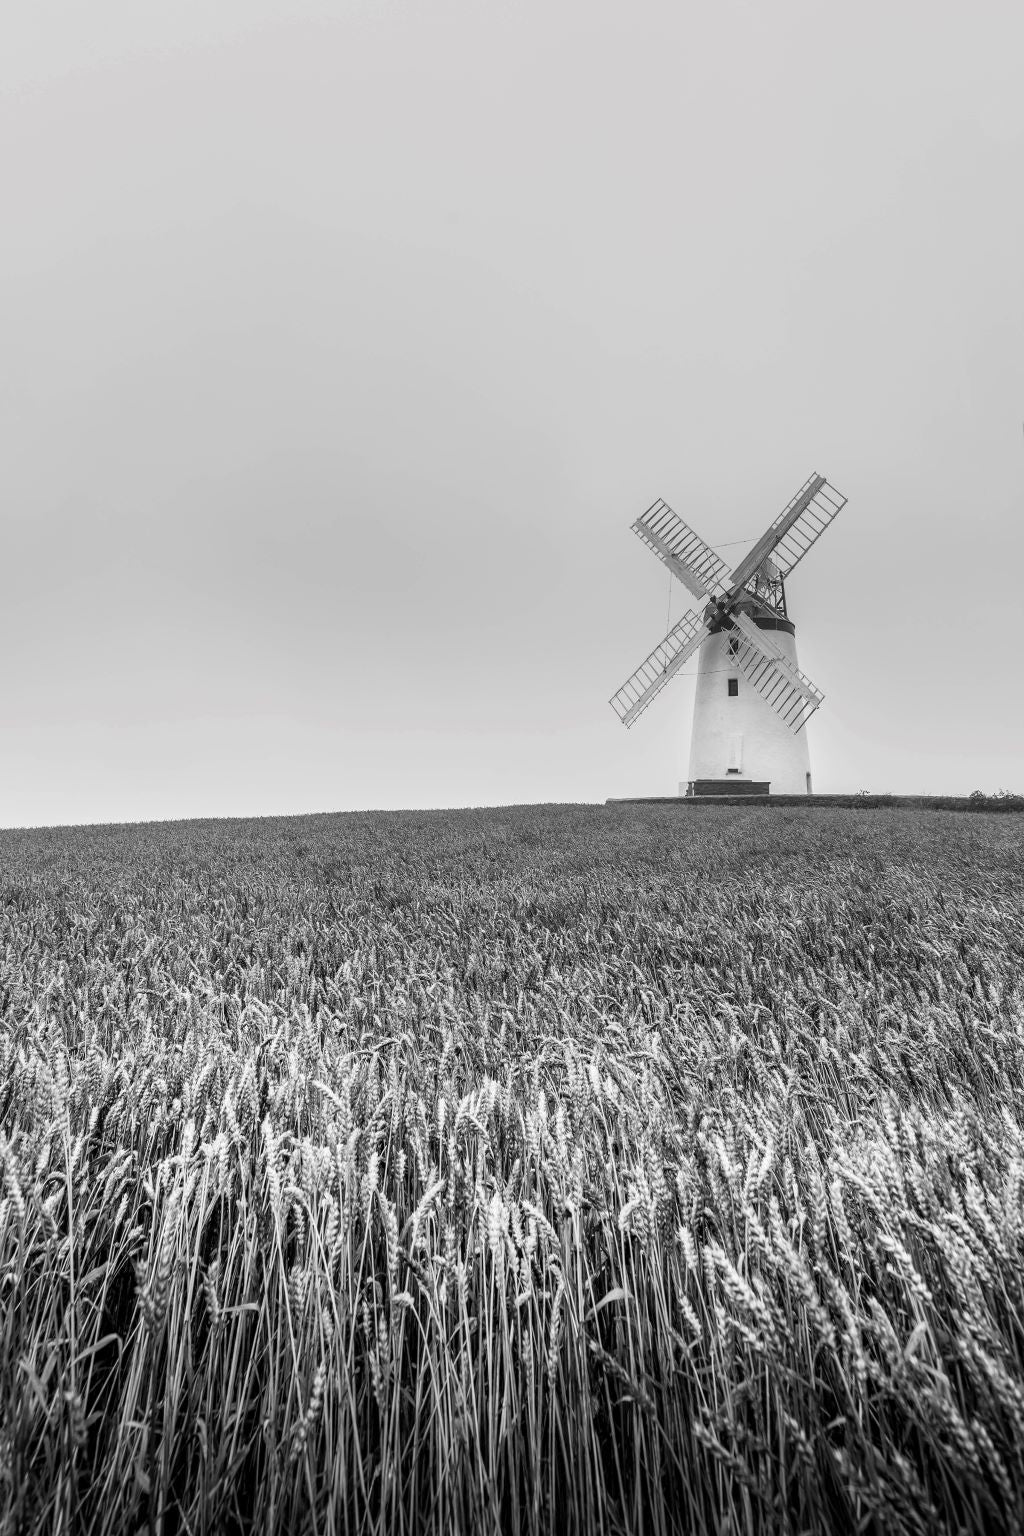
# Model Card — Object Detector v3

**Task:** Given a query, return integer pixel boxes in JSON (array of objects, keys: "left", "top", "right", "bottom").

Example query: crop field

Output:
[{"left": 1, "top": 804, "right": 1023, "bottom": 1536}]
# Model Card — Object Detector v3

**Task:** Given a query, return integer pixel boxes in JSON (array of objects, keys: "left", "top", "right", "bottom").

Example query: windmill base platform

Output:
[
  {"left": 606, "top": 794, "right": 1024, "bottom": 812},
  {"left": 686, "top": 778, "right": 772, "bottom": 797}
]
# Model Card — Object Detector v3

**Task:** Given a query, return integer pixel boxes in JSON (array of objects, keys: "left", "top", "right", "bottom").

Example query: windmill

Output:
[{"left": 610, "top": 473, "right": 848, "bottom": 796}]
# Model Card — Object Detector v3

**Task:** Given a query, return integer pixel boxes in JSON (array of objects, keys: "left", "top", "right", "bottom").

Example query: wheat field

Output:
[{"left": 1, "top": 804, "right": 1022, "bottom": 1535}]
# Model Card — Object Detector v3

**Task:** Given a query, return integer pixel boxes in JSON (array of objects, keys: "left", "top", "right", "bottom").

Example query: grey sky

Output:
[{"left": 3, "top": 0, "right": 1022, "bottom": 826}]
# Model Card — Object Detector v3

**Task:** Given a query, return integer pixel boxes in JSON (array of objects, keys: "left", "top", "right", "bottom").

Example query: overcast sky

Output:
[{"left": 3, "top": 0, "right": 1022, "bottom": 826}]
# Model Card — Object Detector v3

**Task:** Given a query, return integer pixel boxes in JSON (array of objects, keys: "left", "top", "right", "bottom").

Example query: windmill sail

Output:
[
  {"left": 609, "top": 608, "right": 709, "bottom": 728},
  {"left": 632, "top": 500, "right": 729, "bottom": 600},
  {"left": 730, "top": 617, "right": 824, "bottom": 733},
  {"left": 729, "top": 475, "right": 847, "bottom": 590}
]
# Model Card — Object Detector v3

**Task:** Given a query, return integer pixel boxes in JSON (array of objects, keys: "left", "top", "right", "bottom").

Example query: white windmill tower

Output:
[{"left": 610, "top": 473, "right": 848, "bottom": 795}]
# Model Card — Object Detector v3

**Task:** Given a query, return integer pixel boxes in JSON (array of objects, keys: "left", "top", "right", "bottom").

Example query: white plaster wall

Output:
[{"left": 684, "top": 627, "right": 813, "bottom": 794}]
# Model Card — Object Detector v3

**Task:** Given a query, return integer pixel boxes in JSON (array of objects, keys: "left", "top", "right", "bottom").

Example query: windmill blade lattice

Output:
[
  {"left": 729, "top": 622, "right": 824, "bottom": 733},
  {"left": 729, "top": 475, "right": 847, "bottom": 590},
  {"left": 609, "top": 608, "right": 709, "bottom": 728},
  {"left": 632, "top": 500, "right": 730, "bottom": 600}
]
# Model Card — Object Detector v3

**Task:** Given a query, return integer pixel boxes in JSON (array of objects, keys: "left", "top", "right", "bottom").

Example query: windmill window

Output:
[{"left": 727, "top": 678, "right": 739, "bottom": 697}]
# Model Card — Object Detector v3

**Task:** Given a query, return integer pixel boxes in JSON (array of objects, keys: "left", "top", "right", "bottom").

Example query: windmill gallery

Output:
[{"left": 610, "top": 473, "right": 848, "bottom": 796}]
